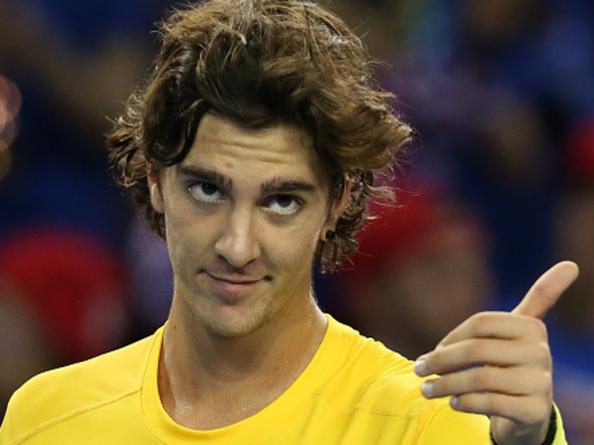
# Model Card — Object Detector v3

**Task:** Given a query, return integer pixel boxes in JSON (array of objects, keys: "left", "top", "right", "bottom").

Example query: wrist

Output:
[{"left": 490, "top": 408, "right": 557, "bottom": 445}]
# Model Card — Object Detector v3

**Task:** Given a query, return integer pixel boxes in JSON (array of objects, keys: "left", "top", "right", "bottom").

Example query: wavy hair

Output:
[{"left": 107, "top": 0, "right": 411, "bottom": 272}]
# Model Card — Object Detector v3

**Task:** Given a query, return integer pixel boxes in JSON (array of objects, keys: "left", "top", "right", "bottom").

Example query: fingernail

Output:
[
  {"left": 414, "top": 358, "right": 428, "bottom": 376},
  {"left": 450, "top": 396, "right": 459, "bottom": 408},
  {"left": 421, "top": 381, "right": 433, "bottom": 397}
]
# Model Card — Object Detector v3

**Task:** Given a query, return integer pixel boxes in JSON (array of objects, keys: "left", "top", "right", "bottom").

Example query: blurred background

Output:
[{"left": 0, "top": 0, "right": 592, "bottom": 442}]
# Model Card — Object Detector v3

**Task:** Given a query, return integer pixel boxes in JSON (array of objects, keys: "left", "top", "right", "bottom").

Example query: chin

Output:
[{"left": 200, "top": 303, "right": 274, "bottom": 338}]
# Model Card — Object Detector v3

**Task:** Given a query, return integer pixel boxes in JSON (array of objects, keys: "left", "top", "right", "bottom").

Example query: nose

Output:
[{"left": 214, "top": 204, "right": 261, "bottom": 268}]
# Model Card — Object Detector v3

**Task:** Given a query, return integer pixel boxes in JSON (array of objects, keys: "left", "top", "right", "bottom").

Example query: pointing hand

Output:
[{"left": 414, "top": 261, "right": 579, "bottom": 445}]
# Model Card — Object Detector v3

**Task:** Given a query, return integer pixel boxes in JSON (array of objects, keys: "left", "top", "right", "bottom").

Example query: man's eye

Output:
[
  {"left": 187, "top": 182, "right": 224, "bottom": 204},
  {"left": 267, "top": 195, "right": 301, "bottom": 216}
]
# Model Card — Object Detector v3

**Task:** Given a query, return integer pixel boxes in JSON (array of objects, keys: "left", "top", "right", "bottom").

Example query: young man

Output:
[{"left": 0, "top": 1, "right": 577, "bottom": 444}]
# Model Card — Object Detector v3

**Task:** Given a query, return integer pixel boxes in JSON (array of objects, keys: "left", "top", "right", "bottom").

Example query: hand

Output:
[{"left": 414, "top": 261, "right": 579, "bottom": 445}]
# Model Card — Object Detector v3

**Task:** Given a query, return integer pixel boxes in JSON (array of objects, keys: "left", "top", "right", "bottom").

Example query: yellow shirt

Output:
[{"left": 0, "top": 315, "right": 566, "bottom": 444}]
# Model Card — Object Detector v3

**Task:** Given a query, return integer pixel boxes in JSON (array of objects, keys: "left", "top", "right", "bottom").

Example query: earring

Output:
[{"left": 325, "top": 230, "right": 336, "bottom": 241}]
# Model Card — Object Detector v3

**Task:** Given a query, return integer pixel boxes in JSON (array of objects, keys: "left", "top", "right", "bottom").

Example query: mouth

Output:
[
  {"left": 203, "top": 271, "right": 268, "bottom": 300},
  {"left": 206, "top": 273, "right": 265, "bottom": 285}
]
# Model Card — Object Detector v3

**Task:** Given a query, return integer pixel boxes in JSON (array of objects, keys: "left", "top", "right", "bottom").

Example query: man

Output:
[{"left": 0, "top": 1, "right": 577, "bottom": 444}]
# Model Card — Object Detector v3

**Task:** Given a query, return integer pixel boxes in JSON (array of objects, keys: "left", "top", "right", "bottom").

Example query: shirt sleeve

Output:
[
  {"left": 418, "top": 401, "right": 568, "bottom": 445},
  {"left": 0, "top": 398, "right": 15, "bottom": 445},
  {"left": 549, "top": 404, "right": 568, "bottom": 445}
]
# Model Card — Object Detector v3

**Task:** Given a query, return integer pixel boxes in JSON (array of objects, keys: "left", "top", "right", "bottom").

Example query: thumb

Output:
[{"left": 512, "top": 261, "right": 579, "bottom": 319}]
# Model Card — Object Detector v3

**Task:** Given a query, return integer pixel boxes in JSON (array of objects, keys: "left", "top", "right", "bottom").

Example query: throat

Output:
[
  {"left": 162, "top": 379, "right": 288, "bottom": 430},
  {"left": 158, "top": 308, "right": 328, "bottom": 430}
]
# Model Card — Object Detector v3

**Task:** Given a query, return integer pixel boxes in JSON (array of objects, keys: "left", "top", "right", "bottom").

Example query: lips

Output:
[
  {"left": 206, "top": 273, "right": 265, "bottom": 284},
  {"left": 203, "top": 272, "right": 266, "bottom": 302},
  {"left": 211, "top": 276, "right": 261, "bottom": 285}
]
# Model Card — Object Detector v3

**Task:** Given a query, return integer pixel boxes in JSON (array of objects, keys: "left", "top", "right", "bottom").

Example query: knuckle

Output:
[
  {"left": 465, "top": 339, "right": 484, "bottom": 358},
  {"left": 541, "top": 371, "right": 553, "bottom": 390},
  {"left": 522, "top": 370, "right": 551, "bottom": 395},
  {"left": 471, "top": 312, "right": 497, "bottom": 333},
  {"left": 530, "top": 318, "right": 548, "bottom": 339},
  {"left": 534, "top": 342, "right": 551, "bottom": 366},
  {"left": 472, "top": 368, "right": 493, "bottom": 388},
  {"left": 483, "top": 395, "right": 501, "bottom": 415},
  {"left": 473, "top": 312, "right": 492, "bottom": 325},
  {"left": 467, "top": 313, "right": 483, "bottom": 331}
]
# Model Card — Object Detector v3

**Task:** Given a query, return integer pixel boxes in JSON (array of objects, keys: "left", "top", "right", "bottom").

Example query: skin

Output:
[
  {"left": 415, "top": 261, "right": 579, "bottom": 445},
  {"left": 147, "top": 113, "right": 349, "bottom": 429}
]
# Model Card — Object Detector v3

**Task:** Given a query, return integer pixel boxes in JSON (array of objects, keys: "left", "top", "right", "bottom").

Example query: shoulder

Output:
[
  {"left": 2, "top": 331, "right": 157, "bottom": 443},
  {"left": 323, "top": 317, "right": 428, "bottom": 415},
  {"left": 325, "top": 318, "right": 490, "bottom": 436},
  {"left": 345, "top": 333, "right": 428, "bottom": 417}
]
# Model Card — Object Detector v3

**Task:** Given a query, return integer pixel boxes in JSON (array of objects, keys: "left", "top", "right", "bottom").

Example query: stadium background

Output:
[{"left": 0, "top": 0, "right": 592, "bottom": 442}]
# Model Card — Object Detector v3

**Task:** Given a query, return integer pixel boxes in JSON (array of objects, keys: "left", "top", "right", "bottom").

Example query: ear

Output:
[
  {"left": 147, "top": 162, "right": 165, "bottom": 214},
  {"left": 321, "top": 177, "right": 352, "bottom": 240}
]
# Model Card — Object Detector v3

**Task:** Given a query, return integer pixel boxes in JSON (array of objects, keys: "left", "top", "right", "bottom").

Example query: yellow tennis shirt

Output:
[{"left": 1, "top": 315, "right": 566, "bottom": 444}]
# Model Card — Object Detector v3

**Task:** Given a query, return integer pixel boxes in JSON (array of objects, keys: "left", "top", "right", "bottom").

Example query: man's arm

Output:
[{"left": 413, "top": 261, "right": 577, "bottom": 445}]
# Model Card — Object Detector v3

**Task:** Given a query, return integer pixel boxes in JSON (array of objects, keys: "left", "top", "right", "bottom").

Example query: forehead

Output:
[{"left": 180, "top": 113, "right": 326, "bottom": 186}]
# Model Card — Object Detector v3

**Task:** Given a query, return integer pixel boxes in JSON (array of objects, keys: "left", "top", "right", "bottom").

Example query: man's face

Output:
[{"left": 149, "top": 113, "right": 343, "bottom": 337}]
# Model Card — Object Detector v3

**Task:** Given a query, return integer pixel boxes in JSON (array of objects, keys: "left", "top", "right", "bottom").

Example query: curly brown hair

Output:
[{"left": 107, "top": 0, "right": 411, "bottom": 273}]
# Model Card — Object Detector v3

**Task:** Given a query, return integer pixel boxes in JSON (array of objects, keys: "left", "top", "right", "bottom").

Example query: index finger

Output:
[
  {"left": 512, "top": 261, "right": 579, "bottom": 319},
  {"left": 431, "top": 261, "right": 579, "bottom": 351},
  {"left": 434, "top": 311, "right": 544, "bottom": 350}
]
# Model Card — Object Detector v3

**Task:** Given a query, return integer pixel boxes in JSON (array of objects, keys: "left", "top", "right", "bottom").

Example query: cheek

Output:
[
  {"left": 263, "top": 218, "right": 323, "bottom": 269},
  {"left": 163, "top": 200, "right": 218, "bottom": 269}
]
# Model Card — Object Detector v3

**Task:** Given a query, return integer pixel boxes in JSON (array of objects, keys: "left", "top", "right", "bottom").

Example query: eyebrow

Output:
[
  {"left": 178, "top": 165, "right": 317, "bottom": 195},
  {"left": 177, "top": 165, "right": 233, "bottom": 190},
  {"left": 260, "top": 178, "right": 317, "bottom": 195}
]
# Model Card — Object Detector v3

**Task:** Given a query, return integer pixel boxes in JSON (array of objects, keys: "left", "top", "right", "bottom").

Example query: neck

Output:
[{"left": 158, "top": 289, "right": 327, "bottom": 429}]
